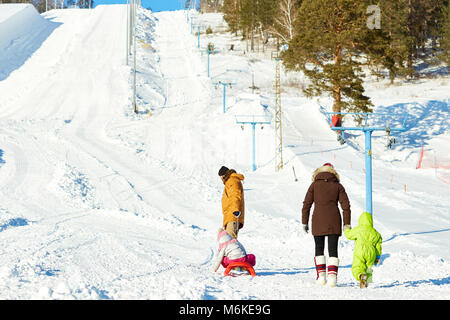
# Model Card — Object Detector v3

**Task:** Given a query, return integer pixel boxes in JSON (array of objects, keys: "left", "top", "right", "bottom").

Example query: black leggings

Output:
[{"left": 314, "top": 235, "right": 339, "bottom": 258}]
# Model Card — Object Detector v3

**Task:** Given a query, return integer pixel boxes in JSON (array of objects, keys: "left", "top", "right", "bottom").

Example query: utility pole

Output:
[
  {"left": 126, "top": 0, "right": 129, "bottom": 65},
  {"left": 133, "top": 0, "right": 137, "bottom": 113},
  {"left": 126, "top": 0, "right": 138, "bottom": 112},
  {"left": 272, "top": 52, "right": 283, "bottom": 172}
]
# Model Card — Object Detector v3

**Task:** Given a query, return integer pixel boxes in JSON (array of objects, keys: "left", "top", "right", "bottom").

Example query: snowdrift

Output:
[{"left": 0, "top": 4, "right": 61, "bottom": 81}]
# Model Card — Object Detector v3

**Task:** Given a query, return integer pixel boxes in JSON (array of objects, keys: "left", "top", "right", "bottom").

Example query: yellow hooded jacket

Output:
[{"left": 221, "top": 172, "right": 245, "bottom": 229}]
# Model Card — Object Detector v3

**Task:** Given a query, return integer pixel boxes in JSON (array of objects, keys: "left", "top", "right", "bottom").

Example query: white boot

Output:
[
  {"left": 327, "top": 257, "right": 339, "bottom": 288},
  {"left": 314, "top": 256, "right": 327, "bottom": 286}
]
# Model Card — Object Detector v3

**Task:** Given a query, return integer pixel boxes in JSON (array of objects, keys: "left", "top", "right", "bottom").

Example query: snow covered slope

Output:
[
  {"left": 0, "top": 5, "right": 449, "bottom": 300},
  {"left": 0, "top": 4, "right": 62, "bottom": 81}
]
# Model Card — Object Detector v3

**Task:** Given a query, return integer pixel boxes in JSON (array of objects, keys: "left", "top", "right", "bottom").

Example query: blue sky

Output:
[{"left": 93, "top": 0, "right": 186, "bottom": 11}]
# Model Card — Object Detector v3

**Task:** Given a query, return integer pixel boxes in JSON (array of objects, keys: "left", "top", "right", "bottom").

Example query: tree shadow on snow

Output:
[
  {"left": 256, "top": 268, "right": 310, "bottom": 276},
  {"left": 377, "top": 276, "right": 450, "bottom": 288},
  {"left": 0, "top": 217, "right": 30, "bottom": 232},
  {"left": 319, "top": 100, "right": 449, "bottom": 158},
  {"left": 256, "top": 264, "right": 352, "bottom": 277},
  {"left": 0, "top": 149, "right": 5, "bottom": 164},
  {"left": 383, "top": 228, "right": 450, "bottom": 243},
  {"left": 372, "top": 100, "right": 450, "bottom": 150}
]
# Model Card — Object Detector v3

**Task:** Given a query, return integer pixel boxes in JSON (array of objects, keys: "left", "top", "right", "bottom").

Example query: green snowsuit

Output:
[{"left": 344, "top": 212, "right": 382, "bottom": 282}]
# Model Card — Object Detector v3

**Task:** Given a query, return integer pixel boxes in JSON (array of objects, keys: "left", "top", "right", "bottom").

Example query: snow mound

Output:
[{"left": 0, "top": 4, "right": 61, "bottom": 81}]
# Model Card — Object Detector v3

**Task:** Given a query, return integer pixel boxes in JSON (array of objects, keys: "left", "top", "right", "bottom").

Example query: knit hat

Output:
[
  {"left": 218, "top": 166, "right": 229, "bottom": 176},
  {"left": 323, "top": 163, "right": 334, "bottom": 168}
]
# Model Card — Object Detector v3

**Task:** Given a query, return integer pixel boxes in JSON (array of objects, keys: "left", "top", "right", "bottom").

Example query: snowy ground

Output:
[{"left": 0, "top": 4, "right": 449, "bottom": 300}]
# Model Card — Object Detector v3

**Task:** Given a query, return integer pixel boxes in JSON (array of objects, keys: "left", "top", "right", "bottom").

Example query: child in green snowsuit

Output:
[{"left": 344, "top": 212, "right": 382, "bottom": 287}]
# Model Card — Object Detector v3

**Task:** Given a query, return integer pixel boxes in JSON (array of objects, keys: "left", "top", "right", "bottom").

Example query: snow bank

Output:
[
  {"left": 0, "top": 3, "right": 29, "bottom": 23},
  {"left": 0, "top": 4, "right": 61, "bottom": 81}
]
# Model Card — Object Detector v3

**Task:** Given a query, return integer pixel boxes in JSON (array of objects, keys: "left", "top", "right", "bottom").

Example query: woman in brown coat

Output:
[{"left": 301, "top": 163, "right": 351, "bottom": 287}]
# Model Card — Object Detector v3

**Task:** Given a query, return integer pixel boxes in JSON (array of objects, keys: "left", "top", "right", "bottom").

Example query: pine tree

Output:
[
  {"left": 365, "top": 0, "right": 413, "bottom": 83},
  {"left": 33, "top": 0, "right": 47, "bottom": 12},
  {"left": 255, "top": 0, "right": 277, "bottom": 49},
  {"left": 221, "top": 0, "right": 278, "bottom": 52},
  {"left": 441, "top": 2, "right": 450, "bottom": 64},
  {"left": 239, "top": 0, "right": 258, "bottom": 51},
  {"left": 282, "top": 0, "right": 375, "bottom": 126},
  {"left": 201, "top": 0, "right": 222, "bottom": 13},
  {"left": 405, "top": 0, "right": 445, "bottom": 73},
  {"left": 222, "top": 0, "right": 241, "bottom": 34}
]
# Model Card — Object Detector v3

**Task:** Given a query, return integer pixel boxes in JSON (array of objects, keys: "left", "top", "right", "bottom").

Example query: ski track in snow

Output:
[{"left": 0, "top": 5, "right": 449, "bottom": 299}]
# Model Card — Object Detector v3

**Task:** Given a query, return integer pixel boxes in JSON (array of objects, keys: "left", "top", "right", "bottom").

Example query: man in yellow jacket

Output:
[{"left": 218, "top": 166, "right": 245, "bottom": 239}]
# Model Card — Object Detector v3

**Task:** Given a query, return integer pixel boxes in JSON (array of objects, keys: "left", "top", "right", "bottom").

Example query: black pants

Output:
[{"left": 314, "top": 235, "right": 339, "bottom": 258}]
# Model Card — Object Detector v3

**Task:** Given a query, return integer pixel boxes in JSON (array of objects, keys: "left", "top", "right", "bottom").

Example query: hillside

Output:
[{"left": 0, "top": 4, "right": 449, "bottom": 300}]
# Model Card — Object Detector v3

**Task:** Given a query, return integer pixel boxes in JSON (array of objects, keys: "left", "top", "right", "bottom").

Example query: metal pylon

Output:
[{"left": 272, "top": 53, "right": 283, "bottom": 171}]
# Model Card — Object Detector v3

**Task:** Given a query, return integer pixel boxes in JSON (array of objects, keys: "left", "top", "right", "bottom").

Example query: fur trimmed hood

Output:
[{"left": 312, "top": 165, "right": 340, "bottom": 182}]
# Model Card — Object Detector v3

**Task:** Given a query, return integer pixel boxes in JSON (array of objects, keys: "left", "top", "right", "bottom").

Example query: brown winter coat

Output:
[
  {"left": 302, "top": 165, "right": 351, "bottom": 236},
  {"left": 221, "top": 170, "right": 245, "bottom": 229}
]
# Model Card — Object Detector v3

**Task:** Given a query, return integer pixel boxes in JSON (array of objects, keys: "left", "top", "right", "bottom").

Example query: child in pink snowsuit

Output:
[{"left": 211, "top": 228, "right": 256, "bottom": 272}]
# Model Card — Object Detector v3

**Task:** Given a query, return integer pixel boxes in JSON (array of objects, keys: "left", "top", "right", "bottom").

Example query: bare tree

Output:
[{"left": 270, "top": 0, "right": 301, "bottom": 44}]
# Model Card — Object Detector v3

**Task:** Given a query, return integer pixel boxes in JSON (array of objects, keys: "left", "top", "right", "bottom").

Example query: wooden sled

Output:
[{"left": 224, "top": 261, "right": 256, "bottom": 277}]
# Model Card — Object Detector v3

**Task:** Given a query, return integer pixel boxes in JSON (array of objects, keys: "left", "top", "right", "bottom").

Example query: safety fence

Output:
[{"left": 416, "top": 145, "right": 450, "bottom": 184}]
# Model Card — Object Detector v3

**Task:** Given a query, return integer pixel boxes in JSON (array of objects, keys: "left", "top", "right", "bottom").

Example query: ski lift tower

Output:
[
  {"left": 190, "top": 16, "right": 197, "bottom": 34},
  {"left": 271, "top": 51, "right": 283, "bottom": 171},
  {"left": 213, "top": 80, "right": 237, "bottom": 114},
  {"left": 326, "top": 112, "right": 408, "bottom": 215},
  {"left": 200, "top": 48, "right": 219, "bottom": 77},
  {"left": 235, "top": 115, "right": 272, "bottom": 172},
  {"left": 193, "top": 24, "right": 206, "bottom": 49}
]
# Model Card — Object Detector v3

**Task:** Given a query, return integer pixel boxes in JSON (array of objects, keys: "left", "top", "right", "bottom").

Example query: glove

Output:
[
  {"left": 302, "top": 224, "right": 309, "bottom": 233},
  {"left": 343, "top": 224, "right": 351, "bottom": 231},
  {"left": 233, "top": 211, "right": 241, "bottom": 218}
]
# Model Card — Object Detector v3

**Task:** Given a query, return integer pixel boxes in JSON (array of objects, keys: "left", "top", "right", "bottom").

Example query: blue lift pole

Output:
[
  {"left": 207, "top": 50, "right": 211, "bottom": 77},
  {"left": 201, "top": 49, "right": 218, "bottom": 77},
  {"left": 327, "top": 112, "right": 408, "bottom": 215},
  {"left": 197, "top": 25, "right": 200, "bottom": 48},
  {"left": 236, "top": 115, "right": 272, "bottom": 172},
  {"left": 251, "top": 123, "right": 256, "bottom": 171},
  {"left": 192, "top": 24, "right": 203, "bottom": 48},
  {"left": 364, "top": 129, "right": 373, "bottom": 214},
  {"left": 213, "top": 81, "right": 236, "bottom": 113},
  {"left": 222, "top": 84, "right": 226, "bottom": 113},
  {"left": 208, "top": 50, "right": 217, "bottom": 78}
]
